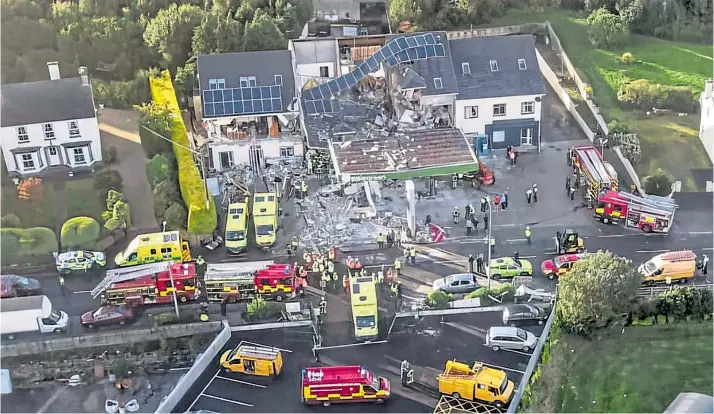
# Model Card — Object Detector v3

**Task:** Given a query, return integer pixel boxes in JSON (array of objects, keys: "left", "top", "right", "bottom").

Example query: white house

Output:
[
  {"left": 195, "top": 51, "right": 303, "bottom": 171},
  {"left": 1, "top": 62, "right": 102, "bottom": 179},
  {"left": 699, "top": 79, "right": 714, "bottom": 164},
  {"left": 449, "top": 35, "right": 546, "bottom": 151},
  {"left": 289, "top": 38, "right": 339, "bottom": 92}
]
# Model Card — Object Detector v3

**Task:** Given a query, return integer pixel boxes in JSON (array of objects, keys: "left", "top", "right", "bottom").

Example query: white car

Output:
[
  {"left": 55, "top": 250, "right": 107, "bottom": 274},
  {"left": 485, "top": 326, "right": 537, "bottom": 352}
]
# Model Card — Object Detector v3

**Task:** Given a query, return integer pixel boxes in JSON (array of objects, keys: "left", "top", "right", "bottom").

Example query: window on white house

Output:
[
  {"left": 280, "top": 146, "right": 295, "bottom": 157},
  {"left": 518, "top": 59, "right": 527, "bottom": 70},
  {"left": 219, "top": 151, "right": 234, "bottom": 170},
  {"left": 489, "top": 60, "right": 499, "bottom": 72},
  {"left": 462, "top": 62, "right": 470, "bottom": 75},
  {"left": 43, "top": 123, "right": 55, "bottom": 139},
  {"left": 434, "top": 78, "right": 443, "bottom": 89},
  {"left": 319, "top": 66, "right": 330, "bottom": 78},
  {"left": 17, "top": 126, "right": 29, "bottom": 143},
  {"left": 68, "top": 121, "right": 80, "bottom": 137},
  {"left": 21, "top": 153, "right": 35, "bottom": 170},
  {"left": 49, "top": 147, "right": 58, "bottom": 156},
  {"left": 275, "top": 75, "right": 283, "bottom": 86},
  {"left": 73, "top": 148, "right": 86, "bottom": 164},
  {"left": 493, "top": 104, "right": 506, "bottom": 116},
  {"left": 465, "top": 106, "right": 478, "bottom": 119},
  {"left": 208, "top": 79, "right": 226, "bottom": 89},
  {"left": 521, "top": 101, "right": 535, "bottom": 114}
]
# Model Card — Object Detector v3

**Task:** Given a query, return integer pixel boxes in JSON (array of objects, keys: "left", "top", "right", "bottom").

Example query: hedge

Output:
[
  {"left": 61, "top": 216, "right": 101, "bottom": 249},
  {"left": 149, "top": 71, "right": 216, "bottom": 235},
  {"left": 1, "top": 227, "right": 58, "bottom": 265}
]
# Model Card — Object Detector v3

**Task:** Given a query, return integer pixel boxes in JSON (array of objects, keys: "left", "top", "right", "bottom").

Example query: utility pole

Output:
[
  {"left": 167, "top": 265, "right": 180, "bottom": 318},
  {"left": 486, "top": 202, "right": 493, "bottom": 291}
]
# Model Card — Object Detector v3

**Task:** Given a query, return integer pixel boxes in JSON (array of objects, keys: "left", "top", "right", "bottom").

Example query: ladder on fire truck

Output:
[
  {"left": 204, "top": 261, "right": 275, "bottom": 280},
  {"left": 573, "top": 145, "right": 618, "bottom": 204},
  {"left": 91, "top": 262, "right": 171, "bottom": 299},
  {"left": 618, "top": 192, "right": 678, "bottom": 228}
]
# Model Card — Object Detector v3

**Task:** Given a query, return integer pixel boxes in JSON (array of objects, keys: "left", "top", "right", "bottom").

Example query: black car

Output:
[
  {"left": 0, "top": 275, "right": 42, "bottom": 299},
  {"left": 502, "top": 304, "right": 549, "bottom": 327}
]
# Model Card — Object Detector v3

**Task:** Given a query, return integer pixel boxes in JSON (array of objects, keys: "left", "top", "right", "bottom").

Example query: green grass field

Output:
[
  {"left": 481, "top": 9, "right": 713, "bottom": 190},
  {"left": 527, "top": 323, "right": 714, "bottom": 413}
]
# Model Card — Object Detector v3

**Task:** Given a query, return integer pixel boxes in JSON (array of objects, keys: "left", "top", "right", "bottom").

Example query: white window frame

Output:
[
  {"left": 434, "top": 77, "right": 443, "bottom": 89},
  {"left": 219, "top": 151, "right": 234, "bottom": 169},
  {"left": 489, "top": 60, "right": 498, "bottom": 72},
  {"left": 279, "top": 146, "right": 295, "bottom": 157},
  {"left": 16, "top": 126, "right": 29, "bottom": 143},
  {"left": 461, "top": 62, "right": 470, "bottom": 75},
  {"left": 208, "top": 78, "right": 226, "bottom": 90},
  {"left": 48, "top": 147, "right": 58, "bottom": 156},
  {"left": 493, "top": 103, "right": 506, "bottom": 117},
  {"left": 465, "top": 106, "right": 478, "bottom": 119},
  {"left": 68, "top": 121, "right": 80, "bottom": 137},
  {"left": 518, "top": 59, "right": 527, "bottom": 70},
  {"left": 73, "top": 147, "right": 86, "bottom": 164},
  {"left": 521, "top": 101, "right": 535, "bottom": 115},
  {"left": 274, "top": 75, "right": 283, "bottom": 86},
  {"left": 520, "top": 127, "right": 533, "bottom": 145},
  {"left": 21, "top": 153, "right": 35, "bottom": 170},
  {"left": 319, "top": 66, "right": 330, "bottom": 78},
  {"left": 239, "top": 76, "right": 257, "bottom": 88},
  {"left": 43, "top": 123, "right": 55, "bottom": 139}
]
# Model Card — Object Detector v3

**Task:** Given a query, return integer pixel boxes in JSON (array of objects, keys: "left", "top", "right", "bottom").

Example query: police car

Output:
[{"left": 55, "top": 251, "right": 107, "bottom": 274}]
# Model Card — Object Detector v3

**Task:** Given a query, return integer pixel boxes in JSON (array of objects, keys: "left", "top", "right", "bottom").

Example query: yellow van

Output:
[
  {"left": 638, "top": 250, "right": 697, "bottom": 284},
  {"left": 252, "top": 192, "right": 278, "bottom": 247},
  {"left": 225, "top": 200, "right": 249, "bottom": 254},
  {"left": 114, "top": 231, "right": 191, "bottom": 267},
  {"left": 438, "top": 360, "right": 514, "bottom": 407},
  {"left": 220, "top": 344, "right": 283, "bottom": 377}
]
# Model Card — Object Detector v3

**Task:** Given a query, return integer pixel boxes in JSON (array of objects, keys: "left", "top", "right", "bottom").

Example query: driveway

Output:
[{"left": 98, "top": 108, "right": 157, "bottom": 230}]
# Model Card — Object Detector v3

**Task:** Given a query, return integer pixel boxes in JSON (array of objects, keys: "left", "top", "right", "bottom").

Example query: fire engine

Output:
[
  {"left": 203, "top": 261, "right": 297, "bottom": 302},
  {"left": 570, "top": 145, "right": 618, "bottom": 206},
  {"left": 595, "top": 190, "right": 678, "bottom": 233},
  {"left": 301, "top": 365, "right": 390, "bottom": 406},
  {"left": 91, "top": 262, "right": 197, "bottom": 306}
]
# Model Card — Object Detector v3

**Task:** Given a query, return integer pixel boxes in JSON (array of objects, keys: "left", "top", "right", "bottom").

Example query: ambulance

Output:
[
  {"left": 114, "top": 231, "right": 191, "bottom": 267},
  {"left": 301, "top": 365, "right": 390, "bottom": 406}
]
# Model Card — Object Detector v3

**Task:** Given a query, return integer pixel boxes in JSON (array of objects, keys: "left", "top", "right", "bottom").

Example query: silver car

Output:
[
  {"left": 485, "top": 326, "right": 537, "bottom": 352},
  {"left": 432, "top": 273, "right": 477, "bottom": 294}
]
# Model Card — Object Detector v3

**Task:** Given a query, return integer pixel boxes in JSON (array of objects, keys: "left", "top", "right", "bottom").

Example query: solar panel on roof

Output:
[
  {"left": 202, "top": 85, "right": 283, "bottom": 117},
  {"left": 435, "top": 44, "right": 446, "bottom": 57}
]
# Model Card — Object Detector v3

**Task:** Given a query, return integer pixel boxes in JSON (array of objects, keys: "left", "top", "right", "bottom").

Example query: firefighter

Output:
[
  {"left": 409, "top": 247, "right": 416, "bottom": 264},
  {"left": 376, "top": 233, "right": 386, "bottom": 249},
  {"left": 319, "top": 296, "right": 327, "bottom": 320},
  {"left": 312, "top": 259, "right": 319, "bottom": 273},
  {"left": 343, "top": 274, "right": 350, "bottom": 294},
  {"left": 328, "top": 247, "right": 336, "bottom": 262},
  {"left": 195, "top": 255, "right": 205, "bottom": 266},
  {"left": 291, "top": 237, "right": 299, "bottom": 253},
  {"left": 320, "top": 271, "right": 330, "bottom": 292},
  {"left": 303, "top": 251, "right": 312, "bottom": 266},
  {"left": 327, "top": 260, "right": 335, "bottom": 275},
  {"left": 393, "top": 257, "right": 402, "bottom": 275},
  {"left": 466, "top": 218, "right": 473, "bottom": 235},
  {"left": 532, "top": 183, "right": 539, "bottom": 202},
  {"left": 452, "top": 207, "right": 460, "bottom": 224},
  {"left": 354, "top": 257, "right": 361, "bottom": 269},
  {"left": 525, "top": 226, "right": 532, "bottom": 244},
  {"left": 451, "top": 174, "right": 458, "bottom": 189},
  {"left": 199, "top": 302, "right": 210, "bottom": 322},
  {"left": 468, "top": 254, "right": 474, "bottom": 273},
  {"left": 377, "top": 266, "right": 385, "bottom": 284}
]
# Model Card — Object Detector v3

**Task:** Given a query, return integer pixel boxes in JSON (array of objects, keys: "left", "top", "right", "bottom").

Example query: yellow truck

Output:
[
  {"left": 438, "top": 360, "right": 514, "bottom": 408},
  {"left": 114, "top": 231, "right": 191, "bottom": 267},
  {"left": 638, "top": 250, "right": 697, "bottom": 284}
]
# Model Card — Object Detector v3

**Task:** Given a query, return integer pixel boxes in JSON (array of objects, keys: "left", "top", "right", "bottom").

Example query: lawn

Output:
[
  {"left": 481, "top": 8, "right": 713, "bottom": 190},
  {"left": 527, "top": 323, "right": 714, "bottom": 413}
]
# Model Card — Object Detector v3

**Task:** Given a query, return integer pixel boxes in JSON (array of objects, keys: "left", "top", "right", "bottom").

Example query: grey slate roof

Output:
[
  {"left": 398, "top": 67, "right": 426, "bottom": 91},
  {"left": 197, "top": 50, "right": 296, "bottom": 114},
  {"left": 1, "top": 77, "right": 96, "bottom": 127},
  {"left": 386, "top": 31, "right": 458, "bottom": 96},
  {"left": 449, "top": 34, "right": 546, "bottom": 100},
  {"left": 303, "top": 100, "right": 381, "bottom": 149}
]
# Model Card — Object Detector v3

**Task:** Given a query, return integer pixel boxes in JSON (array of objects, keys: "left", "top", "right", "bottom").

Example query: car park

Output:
[
  {"left": 81, "top": 305, "right": 134, "bottom": 329},
  {"left": 0, "top": 275, "right": 41, "bottom": 299},
  {"left": 540, "top": 253, "right": 589, "bottom": 280},
  {"left": 502, "top": 304, "right": 549, "bottom": 327},
  {"left": 488, "top": 257, "right": 533, "bottom": 280},
  {"left": 55, "top": 250, "right": 107, "bottom": 274},
  {"left": 485, "top": 327, "right": 537, "bottom": 352},
  {"left": 432, "top": 273, "right": 478, "bottom": 294}
]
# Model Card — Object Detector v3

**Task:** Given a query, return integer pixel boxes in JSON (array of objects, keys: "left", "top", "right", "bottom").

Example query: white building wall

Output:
[
  {"left": 210, "top": 138, "right": 304, "bottom": 170},
  {"left": 454, "top": 94, "right": 543, "bottom": 135},
  {"left": 296, "top": 62, "right": 336, "bottom": 79},
  {"left": 699, "top": 80, "right": 714, "bottom": 164}
]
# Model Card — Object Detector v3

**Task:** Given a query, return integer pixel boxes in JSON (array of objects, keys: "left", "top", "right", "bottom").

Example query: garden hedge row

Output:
[
  {"left": 1, "top": 227, "right": 58, "bottom": 265},
  {"left": 149, "top": 71, "right": 216, "bottom": 234},
  {"left": 61, "top": 216, "right": 101, "bottom": 249}
]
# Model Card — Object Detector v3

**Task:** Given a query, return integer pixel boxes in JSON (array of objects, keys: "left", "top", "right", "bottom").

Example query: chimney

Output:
[
  {"left": 47, "top": 61, "right": 60, "bottom": 80},
  {"left": 78, "top": 66, "right": 89, "bottom": 86}
]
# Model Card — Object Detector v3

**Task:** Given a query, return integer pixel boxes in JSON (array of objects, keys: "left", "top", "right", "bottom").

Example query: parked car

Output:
[
  {"left": 485, "top": 326, "right": 537, "bottom": 352},
  {"left": 81, "top": 306, "right": 134, "bottom": 329},
  {"left": 489, "top": 257, "right": 533, "bottom": 280},
  {"left": 0, "top": 275, "right": 42, "bottom": 299},
  {"left": 55, "top": 250, "right": 107, "bottom": 275},
  {"left": 541, "top": 253, "right": 590, "bottom": 280},
  {"left": 432, "top": 273, "right": 478, "bottom": 294},
  {"left": 502, "top": 304, "right": 548, "bottom": 327}
]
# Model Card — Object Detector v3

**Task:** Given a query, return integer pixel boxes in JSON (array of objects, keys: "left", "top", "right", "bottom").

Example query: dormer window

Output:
[
  {"left": 434, "top": 78, "right": 443, "bottom": 89},
  {"left": 490, "top": 60, "right": 498, "bottom": 72},
  {"left": 274, "top": 75, "right": 283, "bottom": 86},
  {"left": 240, "top": 76, "right": 257, "bottom": 88},
  {"left": 518, "top": 59, "right": 527, "bottom": 70},
  {"left": 462, "top": 62, "right": 470, "bottom": 75},
  {"left": 208, "top": 78, "right": 226, "bottom": 90}
]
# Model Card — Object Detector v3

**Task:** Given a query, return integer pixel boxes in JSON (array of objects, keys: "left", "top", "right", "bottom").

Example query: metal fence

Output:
[{"left": 636, "top": 283, "right": 713, "bottom": 299}]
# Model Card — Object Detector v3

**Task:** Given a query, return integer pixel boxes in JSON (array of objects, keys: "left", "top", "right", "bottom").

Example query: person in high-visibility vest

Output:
[
  {"left": 409, "top": 247, "right": 416, "bottom": 264},
  {"left": 196, "top": 255, "right": 205, "bottom": 266},
  {"left": 328, "top": 248, "right": 336, "bottom": 262},
  {"left": 303, "top": 251, "right": 311, "bottom": 265},
  {"left": 327, "top": 260, "right": 334, "bottom": 274},
  {"left": 291, "top": 237, "right": 299, "bottom": 251},
  {"left": 58, "top": 275, "right": 66, "bottom": 294},
  {"left": 525, "top": 226, "right": 532, "bottom": 244},
  {"left": 312, "top": 260, "right": 319, "bottom": 273},
  {"left": 319, "top": 296, "right": 327, "bottom": 318},
  {"left": 393, "top": 258, "right": 402, "bottom": 275},
  {"left": 318, "top": 260, "right": 325, "bottom": 274},
  {"left": 377, "top": 266, "right": 384, "bottom": 284},
  {"left": 321, "top": 271, "right": 330, "bottom": 292},
  {"left": 301, "top": 181, "right": 308, "bottom": 198}
]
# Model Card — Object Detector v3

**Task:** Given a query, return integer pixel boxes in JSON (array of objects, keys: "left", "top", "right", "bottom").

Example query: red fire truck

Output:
[
  {"left": 91, "top": 262, "right": 197, "bottom": 306},
  {"left": 203, "top": 261, "right": 298, "bottom": 302},
  {"left": 301, "top": 365, "right": 391, "bottom": 406},
  {"left": 594, "top": 190, "right": 678, "bottom": 233}
]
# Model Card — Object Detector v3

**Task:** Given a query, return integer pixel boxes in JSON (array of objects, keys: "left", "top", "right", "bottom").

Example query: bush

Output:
[
  {"left": 92, "top": 71, "right": 151, "bottom": 109},
  {"left": 621, "top": 52, "right": 633, "bottom": 64},
  {"left": 0, "top": 227, "right": 58, "bottom": 265},
  {"left": 61, "top": 216, "right": 101, "bottom": 249},
  {"left": 643, "top": 168, "right": 674, "bottom": 196},
  {"left": 163, "top": 203, "right": 188, "bottom": 230},
  {"left": 245, "top": 297, "right": 283, "bottom": 322},
  {"left": 146, "top": 154, "right": 172, "bottom": 187},
  {"left": 619, "top": 79, "right": 696, "bottom": 112},
  {"left": 607, "top": 119, "right": 631, "bottom": 135},
  {"left": 1, "top": 214, "right": 21, "bottom": 228},
  {"left": 150, "top": 71, "right": 216, "bottom": 235},
  {"left": 425, "top": 290, "right": 452, "bottom": 309},
  {"left": 102, "top": 146, "right": 118, "bottom": 164},
  {"left": 153, "top": 178, "right": 182, "bottom": 221},
  {"left": 93, "top": 169, "right": 124, "bottom": 204},
  {"left": 154, "top": 312, "right": 178, "bottom": 326}
]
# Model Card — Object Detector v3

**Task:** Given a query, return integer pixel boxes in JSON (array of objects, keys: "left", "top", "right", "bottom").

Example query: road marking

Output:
[
  {"left": 506, "top": 238, "right": 527, "bottom": 243},
  {"left": 599, "top": 234, "right": 626, "bottom": 238},
  {"left": 704, "top": 248, "right": 713, "bottom": 251},
  {"left": 188, "top": 369, "right": 220, "bottom": 411},
  {"left": 520, "top": 255, "right": 538, "bottom": 259},
  {"left": 73, "top": 290, "right": 91, "bottom": 294},
  {"left": 215, "top": 375, "right": 266, "bottom": 388},
  {"left": 442, "top": 322, "right": 486, "bottom": 337},
  {"left": 493, "top": 224, "right": 517, "bottom": 228},
  {"left": 201, "top": 393, "right": 253, "bottom": 407},
  {"left": 315, "top": 340, "right": 388, "bottom": 350},
  {"left": 636, "top": 249, "right": 669, "bottom": 253},
  {"left": 240, "top": 340, "right": 293, "bottom": 353},
  {"left": 689, "top": 232, "right": 713, "bottom": 235},
  {"left": 498, "top": 348, "right": 533, "bottom": 357},
  {"left": 483, "top": 363, "right": 525, "bottom": 375}
]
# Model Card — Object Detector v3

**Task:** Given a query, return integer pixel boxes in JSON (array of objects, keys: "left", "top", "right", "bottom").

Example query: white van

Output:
[
  {"left": 485, "top": 326, "right": 537, "bottom": 352},
  {"left": 1, "top": 295, "right": 69, "bottom": 339}
]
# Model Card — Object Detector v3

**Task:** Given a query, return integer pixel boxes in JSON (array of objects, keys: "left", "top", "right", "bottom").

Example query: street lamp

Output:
[
  {"left": 162, "top": 220, "right": 167, "bottom": 232},
  {"left": 486, "top": 201, "right": 493, "bottom": 291}
]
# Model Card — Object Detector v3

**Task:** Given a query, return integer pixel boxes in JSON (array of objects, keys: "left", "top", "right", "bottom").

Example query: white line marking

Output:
[
  {"left": 506, "top": 238, "right": 527, "bottom": 243},
  {"left": 169, "top": 367, "right": 190, "bottom": 371},
  {"left": 636, "top": 249, "right": 669, "bottom": 253},
  {"left": 484, "top": 363, "right": 525, "bottom": 375},
  {"left": 73, "top": 290, "right": 91, "bottom": 294},
  {"left": 689, "top": 232, "right": 713, "bottom": 235},
  {"left": 315, "top": 340, "right": 388, "bottom": 350},
  {"left": 499, "top": 348, "right": 533, "bottom": 357},
  {"left": 188, "top": 369, "right": 220, "bottom": 411},
  {"left": 704, "top": 248, "right": 713, "bottom": 251},
  {"left": 215, "top": 375, "right": 266, "bottom": 388},
  {"left": 493, "top": 224, "right": 517, "bottom": 228},
  {"left": 519, "top": 255, "right": 538, "bottom": 259},
  {"left": 598, "top": 234, "right": 626, "bottom": 238},
  {"left": 241, "top": 340, "right": 293, "bottom": 353},
  {"left": 201, "top": 393, "right": 253, "bottom": 407}
]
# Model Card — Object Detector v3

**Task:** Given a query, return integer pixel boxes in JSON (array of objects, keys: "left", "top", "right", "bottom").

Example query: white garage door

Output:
[{"left": 492, "top": 130, "right": 505, "bottom": 143}]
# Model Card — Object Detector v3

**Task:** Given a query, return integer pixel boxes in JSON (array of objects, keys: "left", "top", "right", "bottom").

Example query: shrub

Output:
[
  {"left": 135, "top": 102, "right": 174, "bottom": 159},
  {"left": 425, "top": 290, "right": 452, "bottom": 309},
  {"left": 150, "top": 71, "right": 216, "bottom": 235},
  {"left": 61, "top": 216, "right": 101, "bottom": 249},
  {"left": 1, "top": 227, "right": 58, "bottom": 265},
  {"left": 619, "top": 79, "right": 696, "bottom": 112},
  {"left": 607, "top": 119, "right": 631, "bottom": 135},
  {"left": 92, "top": 71, "right": 151, "bottom": 109},
  {"left": 1, "top": 214, "right": 21, "bottom": 228},
  {"left": 643, "top": 168, "right": 674, "bottom": 196},
  {"left": 102, "top": 146, "right": 118, "bottom": 164},
  {"left": 163, "top": 203, "right": 188, "bottom": 230},
  {"left": 153, "top": 178, "right": 182, "bottom": 220},
  {"left": 154, "top": 312, "right": 178, "bottom": 326},
  {"left": 621, "top": 52, "right": 633, "bottom": 64},
  {"left": 93, "top": 169, "right": 124, "bottom": 204},
  {"left": 146, "top": 154, "right": 172, "bottom": 187},
  {"left": 245, "top": 297, "right": 283, "bottom": 322},
  {"left": 586, "top": 8, "right": 627, "bottom": 48},
  {"left": 103, "top": 191, "right": 132, "bottom": 231}
]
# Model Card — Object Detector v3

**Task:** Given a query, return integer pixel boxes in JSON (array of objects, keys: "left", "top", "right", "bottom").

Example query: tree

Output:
[
  {"left": 61, "top": 216, "right": 101, "bottom": 249},
  {"left": 173, "top": 62, "right": 197, "bottom": 105},
  {"left": 143, "top": 3, "right": 203, "bottom": 68},
  {"left": 242, "top": 9, "right": 287, "bottom": 52},
  {"left": 557, "top": 251, "right": 642, "bottom": 336},
  {"left": 135, "top": 102, "right": 173, "bottom": 158},
  {"left": 146, "top": 154, "right": 172, "bottom": 187},
  {"left": 643, "top": 168, "right": 674, "bottom": 196},
  {"left": 93, "top": 169, "right": 124, "bottom": 204},
  {"left": 163, "top": 202, "right": 188, "bottom": 230},
  {"left": 191, "top": 12, "right": 243, "bottom": 56},
  {"left": 104, "top": 191, "right": 132, "bottom": 232},
  {"left": 586, "top": 7, "right": 627, "bottom": 47}
]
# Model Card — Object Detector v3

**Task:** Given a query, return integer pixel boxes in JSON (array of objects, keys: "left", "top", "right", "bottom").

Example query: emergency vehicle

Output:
[
  {"left": 638, "top": 250, "right": 697, "bottom": 284},
  {"left": 541, "top": 253, "right": 590, "bottom": 280},
  {"left": 438, "top": 360, "right": 514, "bottom": 407},
  {"left": 349, "top": 273, "right": 379, "bottom": 341},
  {"left": 203, "top": 261, "right": 296, "bottom": 302},
  {"left": 594, "top": 190, "right": 678, "bottom": 233},
  {"left": 253, "top": 192, "right": 279, "bottom": 247},
  {"left": 90, "top": 262, "right": 197, "bottom": 306},
  {"left": 225, "top": 197, "right": 249, "bottom": 254},
  {"left": 55, "top": 250, "right": 107, "bottom": 274},
  {"left": 570, "top": 145, "right": 618, "bottom": 206},
  {"left": 301, "top": 365, "right": 391, "bottom": 406},
  {"left": 114, "top": 231, "right": 191, "bottom": 267}
]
